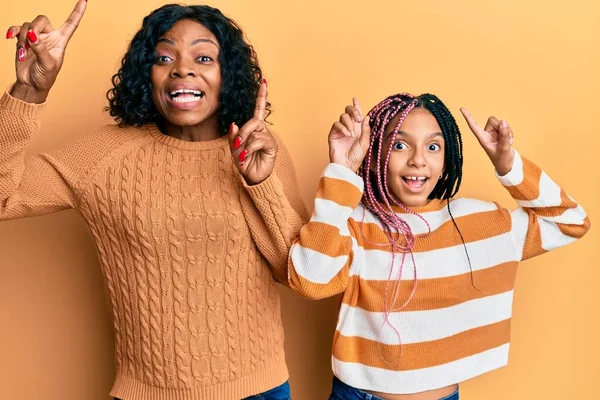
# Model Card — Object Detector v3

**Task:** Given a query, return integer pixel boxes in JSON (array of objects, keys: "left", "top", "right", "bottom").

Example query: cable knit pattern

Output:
[
  {"left": 216, "top": 150, "right": 242, "bottom": 382},
  {"left": 81, "top": 193, "right": 125, "bottom": 372},
  {"left": 0, "top": 91, "right": 308, "bottom": 400}
]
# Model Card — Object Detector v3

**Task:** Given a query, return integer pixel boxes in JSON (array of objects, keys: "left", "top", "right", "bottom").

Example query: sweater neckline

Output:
[{"left": 146, "top": 124, "right": 229, "bottom": 151}]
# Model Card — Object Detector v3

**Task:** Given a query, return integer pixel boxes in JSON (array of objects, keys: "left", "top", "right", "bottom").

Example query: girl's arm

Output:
[
  {"left": 498, "top": 150, "right": 589, "bottom": 260},
  {"left": 288, "top": 163, "right": 363, "bottom": 299},
  {"left": 289, "top": 98, "right": 371, "bottom": 299},
  {"left": 460, "top": 109, "right": 590, "bottom": 261}
]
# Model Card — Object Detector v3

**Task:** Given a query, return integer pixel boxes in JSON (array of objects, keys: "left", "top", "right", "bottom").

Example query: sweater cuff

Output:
[
  {"left": 496, "top": 150, "right": 524, "bottom": 187},
  {"left": 0, "top": 87, "right": 46, "bottom": 120},
  {"left": 242, "top": 171, "right": 285, "bottom": 201},
  {"left": 323, "top": 163, "right": 364, "bottom": 192}
]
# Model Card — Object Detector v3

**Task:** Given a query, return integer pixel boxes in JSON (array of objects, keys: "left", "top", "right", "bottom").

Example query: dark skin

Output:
[
  {"left": 329, "top": 99, "right": 516, "bottom": 179},
  {"left": 6, "top": 0, "right": 279, "bottom": 185},
  {"left": 7, "top": 0, "right": 87, "bottom": 104},
  {"left": 228, "top": 81, "right": 279, "bottom": 185},
  {"left": 326, "top": 99, "right": 516, "bottom": 399}
]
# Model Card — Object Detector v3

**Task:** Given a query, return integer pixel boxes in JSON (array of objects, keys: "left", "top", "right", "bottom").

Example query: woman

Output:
[{"left": 2, "top": 1, "right": 308, "bottom": 399}]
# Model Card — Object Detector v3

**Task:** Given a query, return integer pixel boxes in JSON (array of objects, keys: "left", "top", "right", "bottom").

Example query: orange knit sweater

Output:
[{"left": 0, "top": 91, "right": 308, "bottom": 400}]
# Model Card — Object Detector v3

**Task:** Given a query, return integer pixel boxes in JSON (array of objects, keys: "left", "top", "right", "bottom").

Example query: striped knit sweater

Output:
[
  {"left": 0, "top": 91, "right": 309, "bottom": 400},
  {"left": 288, "top": 152, "right": 590, "bottom": 394}
]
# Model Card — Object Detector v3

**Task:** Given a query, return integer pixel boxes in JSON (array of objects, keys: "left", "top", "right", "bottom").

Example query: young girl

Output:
[{"left": 288, "top": 93, "right": 590, "bottom": 400}]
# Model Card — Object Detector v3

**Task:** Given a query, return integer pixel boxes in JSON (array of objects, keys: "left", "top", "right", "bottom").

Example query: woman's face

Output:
[{"left": 151, "top": 19, "right": 222, "bottom": 130}]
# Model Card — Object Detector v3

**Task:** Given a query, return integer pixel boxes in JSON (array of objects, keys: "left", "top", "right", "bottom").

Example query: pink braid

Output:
[{"left": 358, "top": 93, "right": 433, "bottom": 368}]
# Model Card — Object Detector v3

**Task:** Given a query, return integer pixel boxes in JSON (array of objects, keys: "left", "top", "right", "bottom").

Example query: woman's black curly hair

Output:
[{"left": 105, "top": 4, "right": 269, "bottom": 133}]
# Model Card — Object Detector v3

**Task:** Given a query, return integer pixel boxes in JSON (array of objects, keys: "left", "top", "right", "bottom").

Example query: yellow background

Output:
[{"left": 0, "top": 1, "right": 598, "bottom": 399}]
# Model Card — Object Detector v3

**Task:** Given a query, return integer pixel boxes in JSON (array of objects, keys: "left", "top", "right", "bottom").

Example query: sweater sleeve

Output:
[
  {"left": 288, "top": 163, "right": 363, "bottom": 300},
  {"left": 0, "top": 91, "right": 82, "bottom": 220},
  {"left": 499, "top": 150, "right": 590, "bottom": 261},
  {"left": 239, "top": 133, "right": 310, "bottom": 285}
]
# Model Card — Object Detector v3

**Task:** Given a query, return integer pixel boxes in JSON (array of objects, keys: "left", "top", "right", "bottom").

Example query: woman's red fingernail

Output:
[
  {"left": 239, "top": 149, "right": 248, "bottom": 163},
  {"left": 262, "top": 78, "right": 267, "bottom": 85},
  {"left": 17, "top": 47, "right": 25, "bottom": 62},
  {"left": 26, "top": 30, "right": 37, "bottom": 44},
  {"left": 6, "top": 30, "right": 13, "bottom": 39},
  {"left": 233, "top": 136, "right": 242, "bottom": 150}
]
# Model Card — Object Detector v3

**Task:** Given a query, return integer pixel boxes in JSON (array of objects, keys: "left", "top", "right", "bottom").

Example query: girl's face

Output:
[
  {"left": 381, "top": 107, "right": 446, "bottom": 207},
  {"left": 151, "top": 19, "right": 222, "bottom": 130}
]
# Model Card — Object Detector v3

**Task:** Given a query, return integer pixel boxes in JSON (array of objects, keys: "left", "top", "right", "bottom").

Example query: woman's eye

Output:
[
  {"left": 197, "top": 56, "right": 212, "bottom": 62},
  {"left": 156, "top": 55, "right": 172, "bottom": 63},
  {"left": 393, "top": 142, "right": 407, "bottom": 150}
]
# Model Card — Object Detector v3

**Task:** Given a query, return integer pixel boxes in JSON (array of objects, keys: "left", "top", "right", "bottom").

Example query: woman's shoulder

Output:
[
  {"left": 51, "top": 123, "right": 156, "bottom": 166},
  {"left": 67, "top": 123, "right": 152, "bottom": 150},
  {"left": 48, "top": 124, "right": 155, "bottom": 193}
]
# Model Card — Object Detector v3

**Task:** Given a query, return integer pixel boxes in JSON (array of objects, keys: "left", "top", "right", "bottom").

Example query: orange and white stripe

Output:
[{"left": 288, "top": 151, "right": 590, "bottom": 394}]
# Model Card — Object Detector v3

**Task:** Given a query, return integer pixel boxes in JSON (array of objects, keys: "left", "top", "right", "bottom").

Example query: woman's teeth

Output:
[{"left": 169, "top": 89, "right": 204, "bottom": 102}]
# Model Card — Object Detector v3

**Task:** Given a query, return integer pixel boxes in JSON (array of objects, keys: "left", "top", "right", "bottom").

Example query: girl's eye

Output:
[
  {"left": 393, "top": 142, "right": 407, "bottom": 150},
  {"left": 428, "top": 143, "right": 441, "bottom": 151}
]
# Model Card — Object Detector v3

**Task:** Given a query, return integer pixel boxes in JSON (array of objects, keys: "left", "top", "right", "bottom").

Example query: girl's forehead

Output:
[{"left": 383, "top": 108, "right": 441, "bottom": 138}]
